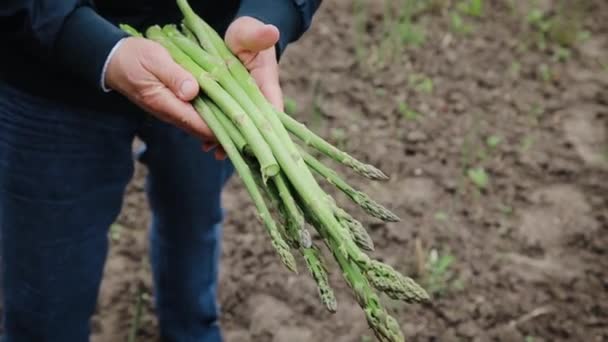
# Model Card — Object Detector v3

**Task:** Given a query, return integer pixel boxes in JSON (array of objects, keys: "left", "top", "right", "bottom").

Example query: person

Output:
[{"left": 0, "top": 0, "right": 321, "bottom": 341}]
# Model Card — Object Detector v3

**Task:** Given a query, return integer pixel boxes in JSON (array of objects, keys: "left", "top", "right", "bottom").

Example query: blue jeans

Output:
[{"left": 0, "top": 82, "right": 233, "bottom": 341}]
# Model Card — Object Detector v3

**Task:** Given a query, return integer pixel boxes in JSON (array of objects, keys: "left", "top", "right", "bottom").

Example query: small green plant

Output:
[
  {"left": 398, "top": 19, "right": 426, "bottom": 47},
  {"left": 538, "top": 63, "right": 552, "bottom": 82},
  {"left": 525, "top": 336, "right": 536, "bottom": 342},
  {"left": 527, "top": 2, "right": 589, "bottom": 49},
  {"left": 499, "top": 203, "right": 513, "bottom": 216},
  {"left": 509, "top": 61, "right": 521, "bottom": 78},
  {"left": 434, "top": 211, "right": 449, "bottom": 222},
  {"left": 398, "top": 101, "right": 421, "bottom": 120},
  {"left": 531, "top": 104, "right": 544, "bottom": 117},
  {"left": 375, "top": 88, "right": 387, "bottom": 97},
  {"left": 520, "top": 136, "right": 535, "bottom": 152},
  {"left": 360, "top": 335, "right": 373, "bottom": 342},
  {"left": 284, "top": 97, "right": 298, "bottom": 115},
  {"left": 527, "top": 9, "right": 550, "bottom": 31},
  {"left": 353, "top": 0, "right": 368, "bottom": 64},
  {"left": 376, "top": 0, "right": 426, "bottom": 66},
  {"left": 409, "top": 73, "right": 434, "bottom": 93},
  {"left": 425, "top": 249, "right": 461, "bottom": 296},
  {"left": 551, "top": 46, "right": 571, "bottom": 62},
  {"left": 330, "top": 127, "right": 347, "bottom": 150},
  {"left": 467, "top": 167, "right": 489, "bottom": 189},
  {"left": 310, "top": 79, "right": 325, "bottom": 130},
  {"left": 577, "top": 30, "right": 591, "bottom": 42},
  {"left": 457, "top": 0, "right": 483, "bottom": 17},
  {"left": 486, "top": 135, "right": 502, "bottom": 149},
  {"left": 450, "top": 12, "right": 473, "bottom": 34}
]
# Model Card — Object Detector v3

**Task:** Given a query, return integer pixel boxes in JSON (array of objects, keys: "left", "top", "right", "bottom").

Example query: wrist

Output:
[{"left": 101, "top": 38, "right": 128, "bottom": 93}]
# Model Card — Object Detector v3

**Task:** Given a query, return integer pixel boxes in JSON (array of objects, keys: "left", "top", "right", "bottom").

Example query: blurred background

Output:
[{"left": 90, "top": 1, "right": 607, "bottom": 341}]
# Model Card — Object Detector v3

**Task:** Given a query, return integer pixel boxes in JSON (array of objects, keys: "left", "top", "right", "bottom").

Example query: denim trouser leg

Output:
[
  {"left": 138, "top": 120, "right": 233, "bottom": 342},
  {"left": 0, "top": 84, "right": 137, "bottom": 341},
  {"left": 0, "top": 81, "right": 231, "bottom": 341}
]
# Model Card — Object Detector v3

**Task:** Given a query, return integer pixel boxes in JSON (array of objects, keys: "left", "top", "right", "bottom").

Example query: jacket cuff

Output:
[
  {"left": 236, "top": 0, "right": 303, "bottom": 58},
  {"left": 54, "top": 6, "right": 128, "bottom": 91}
]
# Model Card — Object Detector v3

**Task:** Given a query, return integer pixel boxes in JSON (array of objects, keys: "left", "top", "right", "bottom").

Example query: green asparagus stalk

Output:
[
  {"left": 277, "top": 110, "right": 389, "bottom": 181},
  {"left": 333, "top": 205, "right": 375, "bottom": 252},
  {"left": 269, "top": 188, "right": 338, "bottom": 314},
  {"left": 205, "top": 99, "right": 248, "bottom": 153},
  {"left": 365, "top": 260, "right": 430, "bottom": 303},
  {"left": 119, "top": 24, "right": 143, "bottom": 37},
  {"left": 247, "top": 159, "right": 337, "bottom": 313},
  {"left": 301, "top": 148, "right": 400, "bottom": 222},
  {"left": 192, "top": 97, "right": 296, "bottom": 272},
  {"left": 180, "top": 21, "right": 197, "bottom": 43},
  {"left": 144, "top": 26, "right": 280, "bottom": 180},
  {"left": 163, "top": 25, "right": 224, "bottom": 73},
  {"left": 163, "top": 24, "right": 298, "bottom": 173},
  {"left": 176, "top": 0, "right": 219, "bottom": 56},
  {"left": 300, "top": 201, "right": 404, "bottom": 342},
  {"left": 272, "top": 173, "right": 307, "bottom": 246}
]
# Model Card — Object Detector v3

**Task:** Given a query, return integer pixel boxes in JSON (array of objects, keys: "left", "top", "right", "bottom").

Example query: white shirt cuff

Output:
[{"left": 100, "top": 38, "right": 127, "bottom": 93}]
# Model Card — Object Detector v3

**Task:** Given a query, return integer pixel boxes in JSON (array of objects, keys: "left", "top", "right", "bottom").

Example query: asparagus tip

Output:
[
  {"left": 366, "top": 260, "right": 430, "bottom": 303},
  {"left": 356, "top": 193, "right": 401, "bottom": 222},
  {"left": 352, "top": 162, "right": 390, "bottom": 181}
]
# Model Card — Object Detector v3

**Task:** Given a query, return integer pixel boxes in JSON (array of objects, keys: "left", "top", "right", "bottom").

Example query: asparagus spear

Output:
[
  {"left": 210, "top": 97, "right": 374, "bottom": 253},
  {"left": 300, "top": 148, "right": 400, "bottom": 222},
  {"left": 205, "top": 99, "right": 248, "bottom": 153},
  {"left": 180, "top": 21, "right": 197, "bottom": 43},
  {"left": 333, "top": 205, "right": 375, "bottom": 252},
  {"left": 119, "top": 24, "right": 143, "bottom": 37},
  {"left": 246, "top": 157, "right": 337, "bottom": 313},
  {"left": 176, "top": 0, "right": 219, "bottom": 56},
  {"left": 144, "top": 26, "right": 280, "bottom": 180},
  {"left": 277, "top": 110, "right": 389, "bottom": 181},
  {"left": 193, "top": 97, "right": 296, "bottom": 272},
  {"left": 299, "top": 201, "right": 404, "bottom": 342}
]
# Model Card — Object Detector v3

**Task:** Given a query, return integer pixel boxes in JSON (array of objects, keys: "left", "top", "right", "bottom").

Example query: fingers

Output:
[
  {"left": 143, "top": 46, "right": 199, "bottom": 101},
  {"left": 201, "top": 143, "right": 227, "bottom": 160},
  {"left": 249, "top": 49, "right": 283, "bottom": 111},
  {"left": 225, "top": 17, "right": 280, "bottom": 54},
  {"left": 259, "top": 77, "right": 283, "bottom": 111},
  {"left": 214, "top": 148, "right": 227, "bottom": 160},
  {"left": 140, "top": 86, "right": 215, "bottom": 141},
  {"left": 202, "top": 141, "right": 217, "bottom": 152}
]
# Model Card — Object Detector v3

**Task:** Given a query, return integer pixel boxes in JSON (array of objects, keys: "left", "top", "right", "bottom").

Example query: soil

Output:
[{"left": 90, "top": 1, "right": 608, "bottom": 341}]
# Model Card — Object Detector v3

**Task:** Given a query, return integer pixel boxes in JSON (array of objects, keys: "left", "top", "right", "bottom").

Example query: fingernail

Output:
[{"left": 180, "top": 80, "right": 196, "bottom": 97}]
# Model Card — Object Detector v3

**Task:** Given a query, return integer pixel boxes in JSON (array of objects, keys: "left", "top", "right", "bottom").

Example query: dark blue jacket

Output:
[{"left": 0, "top": 0, "right": 320, "bottom": 108}]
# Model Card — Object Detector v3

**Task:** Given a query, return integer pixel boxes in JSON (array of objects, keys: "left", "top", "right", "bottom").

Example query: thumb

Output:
[
  {"left": 146, "top": 48, "right": 199, "bottom": 101},
  {"left": 226, "top": 17, "right": 280, "bottom": 53}
]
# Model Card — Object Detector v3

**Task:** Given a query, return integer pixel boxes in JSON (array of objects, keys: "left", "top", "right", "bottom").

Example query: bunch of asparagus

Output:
[{"left": 121, "top": 1, "right": 429, "bottom": 340}]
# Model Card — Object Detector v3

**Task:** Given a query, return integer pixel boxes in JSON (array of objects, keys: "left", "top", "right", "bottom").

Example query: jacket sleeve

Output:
[
  {"left": 235, "top": 0, "right": 322, "bottom": 57},
  {"left": 0, "top": 0, "right": 128, "bottom": 90}
]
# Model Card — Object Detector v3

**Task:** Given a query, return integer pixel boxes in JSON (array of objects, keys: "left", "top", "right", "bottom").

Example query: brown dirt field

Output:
[{"left": 90, "top": 1, "right": 608, "bottom": 341}]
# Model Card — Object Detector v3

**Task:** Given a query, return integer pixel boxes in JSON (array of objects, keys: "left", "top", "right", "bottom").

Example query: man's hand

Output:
[
  {"left": 105, "top": 17, "right": 283, "bottom": 160},
  {"left": 225, "top": 16, "right": 283, "bottom": 111},
  {"left": 105, "top": 37, "right": 220, "bottom": 144}
]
